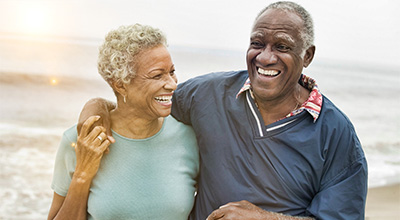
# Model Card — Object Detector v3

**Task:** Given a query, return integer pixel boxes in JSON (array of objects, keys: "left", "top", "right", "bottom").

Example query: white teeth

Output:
[
  {"left": 258, "top": 68, "right": 279, "bottom": 76},
  {"left": 155, "top": 96, "right": 172, "bottom": 103}
]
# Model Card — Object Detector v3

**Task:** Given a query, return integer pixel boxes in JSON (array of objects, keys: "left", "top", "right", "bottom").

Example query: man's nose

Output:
[{"left": 257, "top": 46, "right": 278, "bottom": 65}]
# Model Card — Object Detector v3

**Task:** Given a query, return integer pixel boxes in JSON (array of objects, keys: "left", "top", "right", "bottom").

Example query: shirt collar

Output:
[{"left": 236, "top": 74, "right": 323, "bottom": 122}]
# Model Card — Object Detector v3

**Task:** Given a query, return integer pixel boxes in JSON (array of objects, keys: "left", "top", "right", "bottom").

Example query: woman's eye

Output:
[{"left": 153, "top": 74, "right": 162, "bottom": 79}]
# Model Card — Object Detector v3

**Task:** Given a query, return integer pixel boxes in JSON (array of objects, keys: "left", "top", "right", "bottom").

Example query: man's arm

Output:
[
  {"left": 206, "top": 200, "right": 314, "bottom": 220},
  {"left": 77, "top": 98, "right": 116, "bottom": 143},
  {"left": 306, "top": 157, "right": 368, "bottom": 219}
]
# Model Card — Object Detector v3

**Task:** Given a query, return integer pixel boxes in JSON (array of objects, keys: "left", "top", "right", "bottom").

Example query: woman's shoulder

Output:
[
  {"left": 164, "top": 116, "right": 193, "bottom": 130},
  {"left": 56, "top": 125, "right": 78, "bottom": 155},
  {"left": 163, "top": 116, "right": 198, "bottom": 157},
  {"left": 163, "top": 116, "right": 196, "bottom": 138},
  {"left": 62, "top": 125, "right": 78, "bottom": 142}
]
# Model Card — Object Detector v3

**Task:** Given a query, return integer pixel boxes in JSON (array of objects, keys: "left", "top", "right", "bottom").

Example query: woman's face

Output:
[{"left": 125, "top": 45, "right": 177, "bottom": 119}]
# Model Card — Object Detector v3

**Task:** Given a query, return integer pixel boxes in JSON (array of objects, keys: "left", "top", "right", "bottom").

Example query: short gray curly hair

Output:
[
  {"left": 256, "top": 1, "right": 314, "bottom": 50},
  {"left": 97, "top": 23, "right": 167, "bottom": 84}
]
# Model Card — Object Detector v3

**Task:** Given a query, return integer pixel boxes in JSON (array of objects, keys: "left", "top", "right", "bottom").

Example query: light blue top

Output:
[{"left": 51, "top": 116, "right": 199, "bottom": 220}]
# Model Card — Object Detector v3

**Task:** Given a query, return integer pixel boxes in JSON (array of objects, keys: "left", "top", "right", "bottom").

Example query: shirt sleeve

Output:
[
  {"left": 171, "top": 81, "right": 195, "bottom": 125},
  {"left": 306, "top": 124, "right": 368, "bottom": 219},
  {"left": 51, "top": 127, "right": 78, "bottom": 197}
]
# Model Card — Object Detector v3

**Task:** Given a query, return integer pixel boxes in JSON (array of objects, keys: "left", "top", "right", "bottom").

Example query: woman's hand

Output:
[{"left": 74, "top": 115, "right": 111, "bottom": 182}]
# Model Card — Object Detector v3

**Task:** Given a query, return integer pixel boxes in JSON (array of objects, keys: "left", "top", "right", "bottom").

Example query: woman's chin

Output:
[{"left": 157, "top": 109, "right": 172, "bottom": 118}]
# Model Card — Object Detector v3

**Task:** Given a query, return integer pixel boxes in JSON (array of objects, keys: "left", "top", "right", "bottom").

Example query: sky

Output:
[{"left": 0, "top": 0, "right": 399, "bottom": 68}]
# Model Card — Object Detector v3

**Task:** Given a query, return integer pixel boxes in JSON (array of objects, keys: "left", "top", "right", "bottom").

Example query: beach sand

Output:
[
  {"left": 366, "top": 184, "right": 400, "bottom": 219},
  {"left": 0, "top": 72, "right": 399, "bottom": 219}
]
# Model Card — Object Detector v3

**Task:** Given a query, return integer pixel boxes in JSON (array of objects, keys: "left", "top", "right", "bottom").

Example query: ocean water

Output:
[{"left": 0, "top": 37, "right": 399, "bottom": 219}]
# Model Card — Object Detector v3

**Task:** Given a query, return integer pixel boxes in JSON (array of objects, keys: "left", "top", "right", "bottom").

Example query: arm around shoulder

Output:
[{"left": 77, "top": 97, "right": 116, "bottom": 137}]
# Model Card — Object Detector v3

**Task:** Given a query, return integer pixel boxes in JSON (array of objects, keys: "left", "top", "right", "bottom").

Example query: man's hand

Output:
[
  {"left": 206, "top": 200, "right": 314, "bottom": 220},
  {"left": 77, "top": 98, "right": 116, "bottom": 144}
]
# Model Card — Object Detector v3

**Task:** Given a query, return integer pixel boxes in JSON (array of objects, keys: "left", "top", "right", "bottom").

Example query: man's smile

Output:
[{"left": 257, "top": 68, "right": 280, "bottom": 77}]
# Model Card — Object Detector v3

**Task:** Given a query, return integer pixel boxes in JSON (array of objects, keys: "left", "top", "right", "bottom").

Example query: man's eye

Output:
[
  {"left": 276, "top": 44, "right": 290, "bottom": 51},
  {"left": 250, "top": 41, "right": 263, "bottom": 48},
  {"left": 170, "top": 70, "right": 175, "bottom": 76}
]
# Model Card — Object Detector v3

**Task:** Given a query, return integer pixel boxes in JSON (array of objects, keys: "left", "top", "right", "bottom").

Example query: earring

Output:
[{"left": 123, "top": 95, "right": 127, "bottom": 103}]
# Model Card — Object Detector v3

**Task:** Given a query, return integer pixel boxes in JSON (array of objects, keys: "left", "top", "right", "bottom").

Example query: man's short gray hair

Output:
[
  {"left": 98, "top": 23, "right": 167, "bottom": 85},
  {"left": 256, "top": 1, "right": 314, "bottom": 50}
]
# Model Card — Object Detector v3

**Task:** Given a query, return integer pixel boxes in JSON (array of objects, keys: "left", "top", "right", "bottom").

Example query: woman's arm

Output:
[
  {"left": 48, "top": 193, "right": 65, "bottom": 220},
  {"left": 48, "top": 116, "right": 111, "bottom": 220},
  {"left": 47, "top": 177, "right": 92, "bottom": 220}
]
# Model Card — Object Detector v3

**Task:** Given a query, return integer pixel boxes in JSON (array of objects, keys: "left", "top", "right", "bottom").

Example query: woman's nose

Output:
[{"left": 164, "top": 74, "right": 177, "bottom": 90}]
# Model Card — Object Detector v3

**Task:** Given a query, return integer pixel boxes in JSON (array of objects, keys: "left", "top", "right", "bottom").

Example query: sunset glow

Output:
[
  {"left": 50, "top": 78, "right": 58, "bottom": 85},
  {"left": 19, "top": 4, "right": 50, "bottom": 35}
]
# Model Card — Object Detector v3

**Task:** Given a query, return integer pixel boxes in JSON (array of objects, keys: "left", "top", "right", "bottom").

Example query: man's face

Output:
[{"left": 246, "top": 9, "right": 313, "bottom": 103}]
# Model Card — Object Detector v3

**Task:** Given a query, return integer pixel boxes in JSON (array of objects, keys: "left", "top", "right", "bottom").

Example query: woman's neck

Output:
[{"left": 110, "top": 106, "right": 164, "bottom": 139}]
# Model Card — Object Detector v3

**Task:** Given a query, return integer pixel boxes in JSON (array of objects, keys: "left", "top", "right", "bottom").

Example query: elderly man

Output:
[{"left": 78, "top": 1, "right": 367, "bottom": 219}]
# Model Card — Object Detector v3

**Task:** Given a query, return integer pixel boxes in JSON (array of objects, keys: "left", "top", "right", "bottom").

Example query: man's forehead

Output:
[
  {"left": 250, "top": 30, "right": 296, "bottom": 44},
  {"left": 254, "top": 9, "right": 303, "bottom": 30}
]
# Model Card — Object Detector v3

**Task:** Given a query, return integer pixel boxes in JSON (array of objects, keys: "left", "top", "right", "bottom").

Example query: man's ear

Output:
[{"left": 303, "top": 45, "right": 316, "bottom": 68}]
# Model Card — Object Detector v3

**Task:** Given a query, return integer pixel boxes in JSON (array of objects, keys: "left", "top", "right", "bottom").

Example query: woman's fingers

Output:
[
  {"left": 99, "top": 139, "right": 111, "bottom": 153},
  {"left": 80, "top": 115, "right": 101, "bottom": 138},
  {"left": 87, "top": 125, "right": 106, "bottom": 143},
  {"left": 76, "top": 118, "right": 110, "bottom": 160},
  {"left": 94, "top": 132, "right": 107, "bottom": 144}
]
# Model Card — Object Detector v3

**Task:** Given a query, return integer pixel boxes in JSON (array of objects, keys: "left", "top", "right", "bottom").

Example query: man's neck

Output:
[{"left": 255, "top": 85, "right": 309, "bottom": 125}]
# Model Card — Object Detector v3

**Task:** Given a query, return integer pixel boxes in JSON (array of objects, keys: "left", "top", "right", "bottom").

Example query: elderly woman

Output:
[{"left": 47, "top": 24, "right": 199, "bottom": 220}]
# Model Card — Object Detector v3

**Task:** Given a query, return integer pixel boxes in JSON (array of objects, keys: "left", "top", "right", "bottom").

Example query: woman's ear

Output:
[
  {"left": 303, "top": 45, "right": 316, "bottom": 68},
  {"left": 111, "top": 79, "right": 127, "bottom": 97}
]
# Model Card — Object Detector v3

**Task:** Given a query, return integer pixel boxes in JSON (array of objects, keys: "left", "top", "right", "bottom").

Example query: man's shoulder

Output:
[
  {"left": 176, "top": 70, "right": 248, "bottom": 97},
  {"left": 181, "top": 70, "right": 248, "bottom": 86},
  {"left": 320, "top": 95, "right": 355, "bottom": 130}
]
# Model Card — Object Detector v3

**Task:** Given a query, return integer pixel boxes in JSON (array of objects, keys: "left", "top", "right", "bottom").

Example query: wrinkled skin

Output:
[
  {"left": 246, "top": 9, "right": 315, "bottom": 125},
  {"left": 206, "top": 200, "right": 313, "bottom": 220}
]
